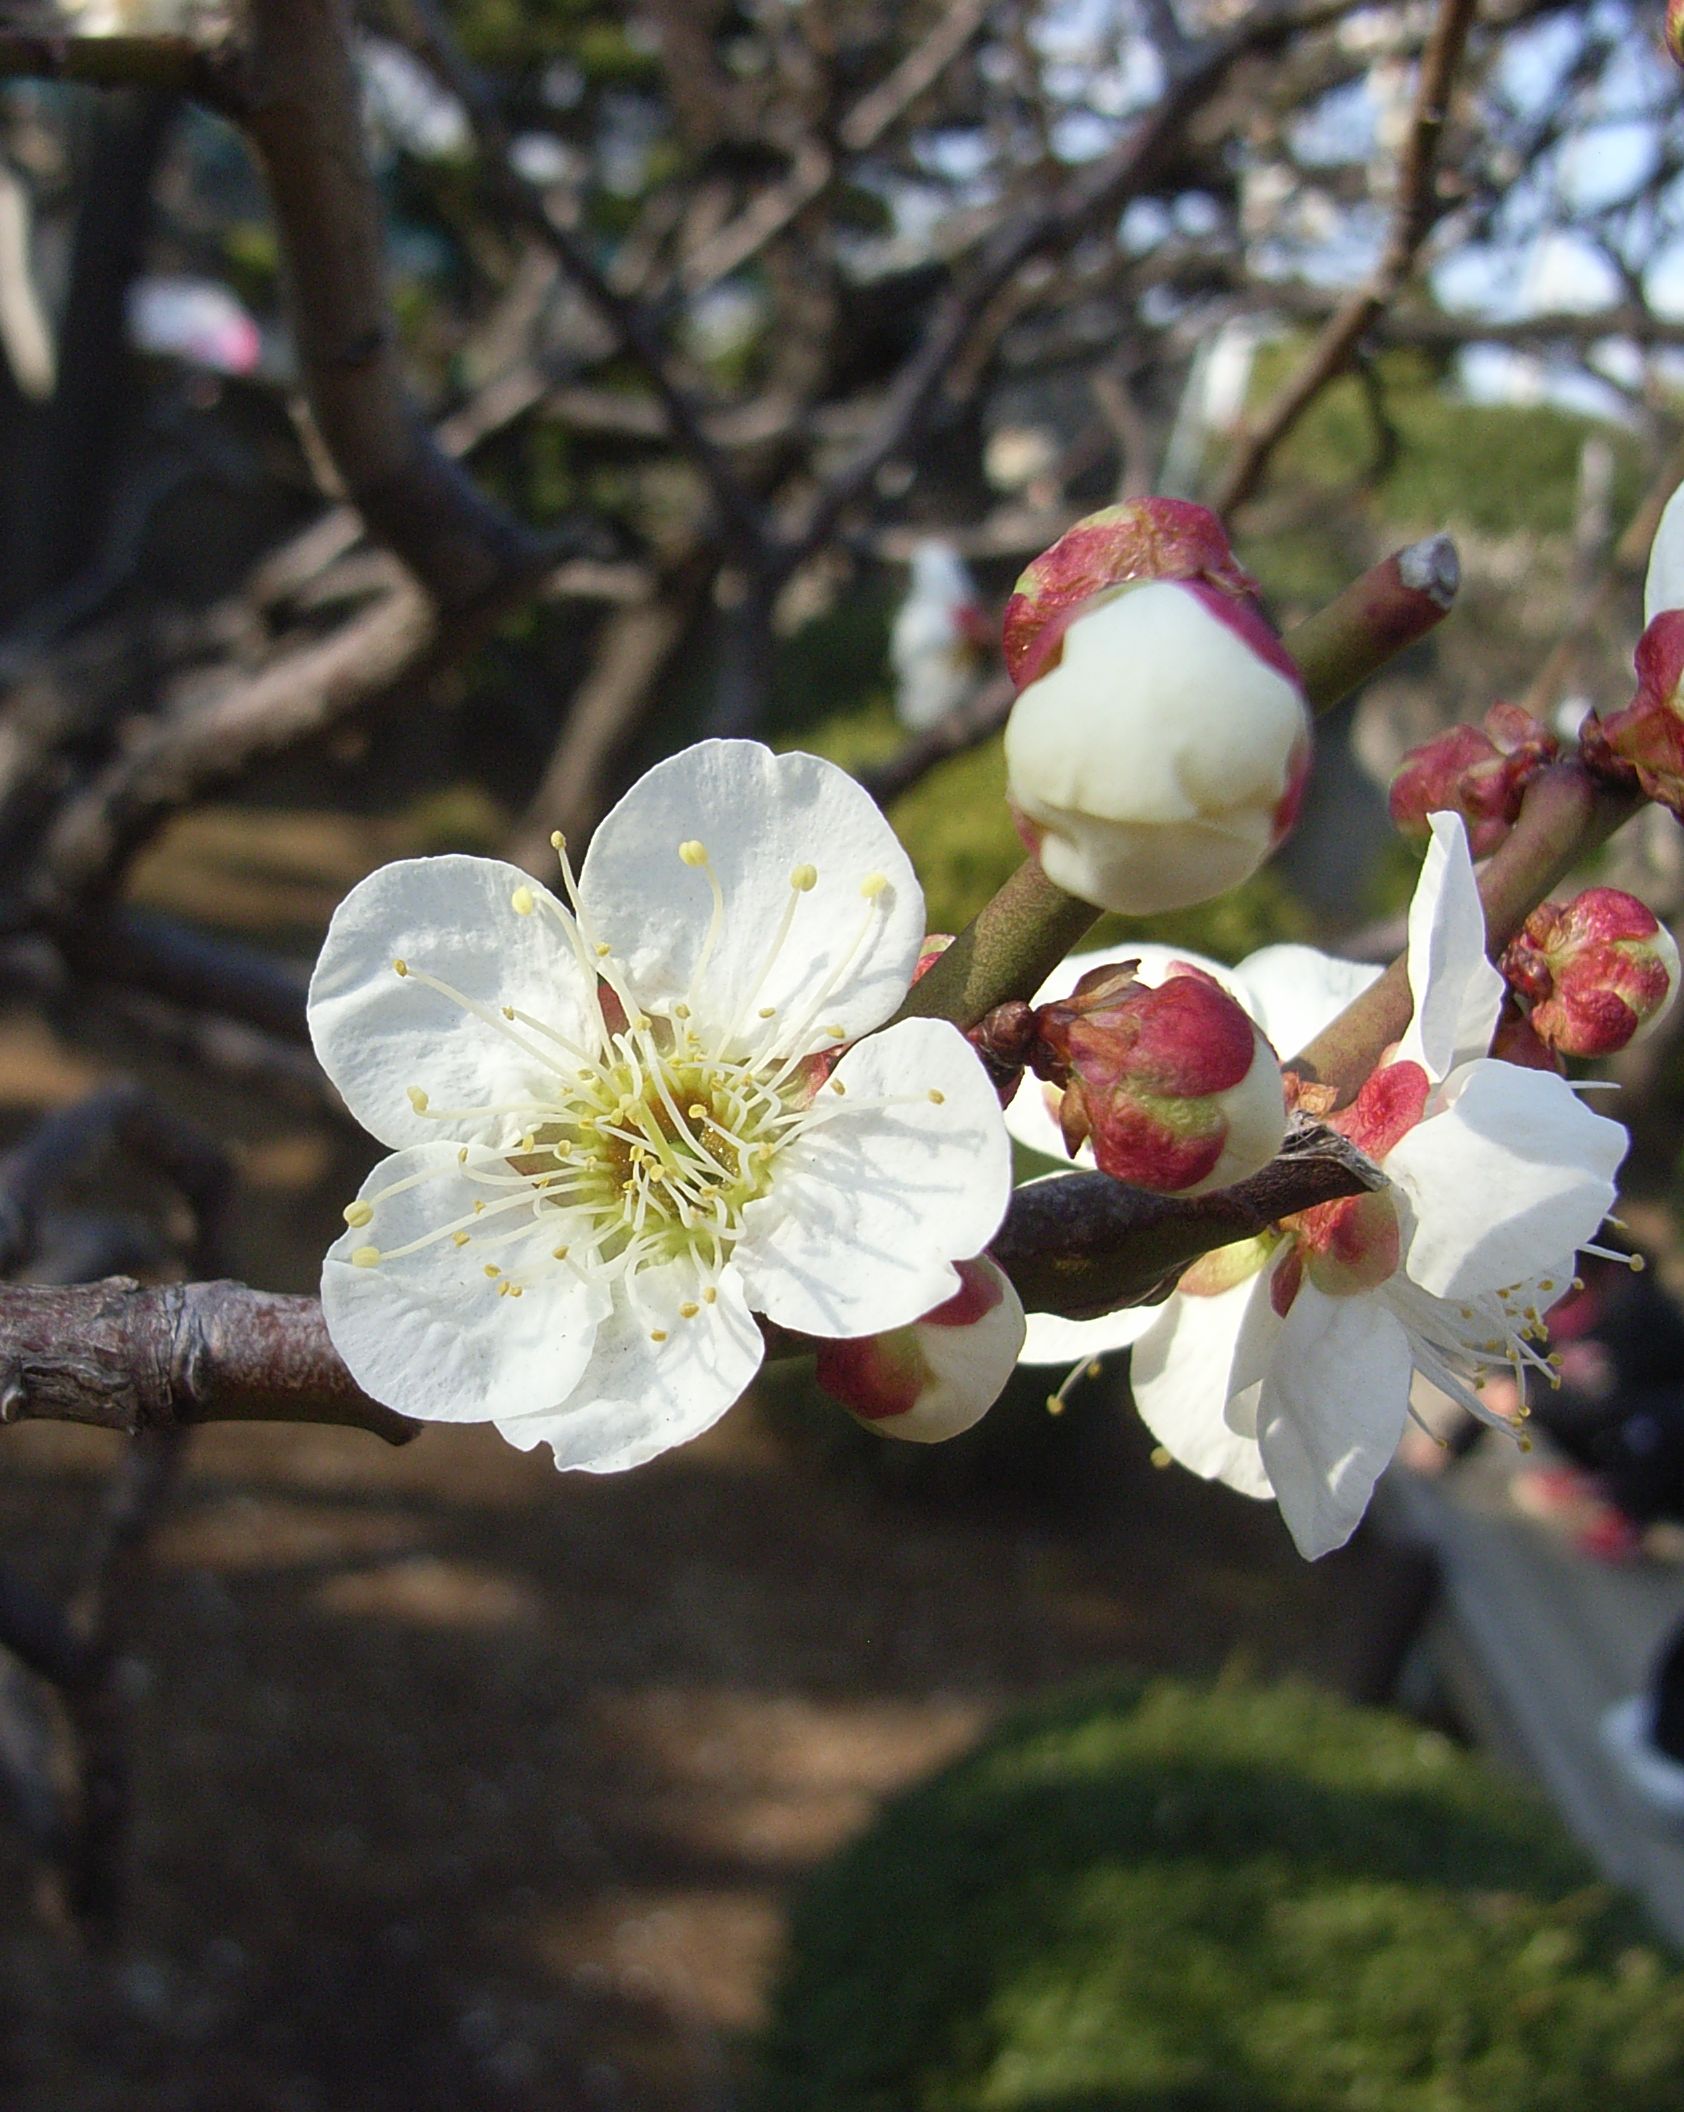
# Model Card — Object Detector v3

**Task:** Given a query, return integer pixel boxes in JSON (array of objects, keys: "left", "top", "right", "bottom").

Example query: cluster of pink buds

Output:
[
  {"left": 1001, "top": 501, "right": 1312, "bottom": 915},
  {"left": 1026, "top": 959, "right": 1285, "bottom": 1195},
  {"left": 1582, "top": 613, "right": 1684, "bottom": 817},
  {"left": 814, "top": 1258, "right": 1026, "bottom": 1442},
  {"left": 1388, "top": 703, "right": 1556, "bottom": 856},
  {"left": 1500, "top": 888, "right": 1680, "bottom": 1058}
]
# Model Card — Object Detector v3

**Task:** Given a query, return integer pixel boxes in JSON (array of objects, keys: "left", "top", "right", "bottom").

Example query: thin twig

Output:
[{"left": 1211, "top": 0, "right": 1479, "bottom": 514}]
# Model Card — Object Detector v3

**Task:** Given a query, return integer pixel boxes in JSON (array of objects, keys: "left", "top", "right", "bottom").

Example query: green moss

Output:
[{"left": 756, "top": 1677, "right": 1684, "bottom": 2112}]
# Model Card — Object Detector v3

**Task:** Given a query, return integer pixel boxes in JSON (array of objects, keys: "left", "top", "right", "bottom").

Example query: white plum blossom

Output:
[
  {"left": 1009, "top": 813, "right": 1628, "bottom": 1558},
  {"left": 890, "top": 541, "right": 989, "bottom": 732},
  {"left": 1003, "top": 579, "right": 1310, "bottom": 914},
  {"left": 311, "top": 740, "right": 1011, "bottom": 1471}
]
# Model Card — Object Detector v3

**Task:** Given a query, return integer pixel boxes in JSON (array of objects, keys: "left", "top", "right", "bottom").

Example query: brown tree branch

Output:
[
  {"left": 240, "top": 0, "right": 542, "bottom": 610},
  {"left": 0, "top": 1280, "right": 417, "bottom": 1444}
]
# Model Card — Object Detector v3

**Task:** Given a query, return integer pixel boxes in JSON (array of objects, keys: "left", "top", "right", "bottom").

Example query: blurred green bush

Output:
[{"left": 754, "top": 1675, "right": 1684, "bottom": 2112}]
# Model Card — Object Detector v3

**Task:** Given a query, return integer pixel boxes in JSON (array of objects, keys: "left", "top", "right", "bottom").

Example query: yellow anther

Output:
[
  {"left": 928, "top": 1088, "right": 945, "bottom": 1105},
  {"left": 650, "top": 1328, "right": 669, "bottom": 1343},
  {"left": 688, "top": 1104, "right": 708, "bottom": 1121},
  {"left": 343, "top": 1201, "right": 374, "bottom": 1227},
  {"left": 520, "top": 1133, "right": 536, "bottom": 1153},
  {"left": 1539, "top": 1279, "right": 1555, "bottom": 1293},
  {"left": 472, "top": 1200, "right": 486, "bottom": 1215},
  {"left": 1045, "top": 1394, "right": 1065, "bottom": 1417},
  {"left": 511, "top": 886, "right": 536, "bottom": 915},
  {"left": 679, "top": 840, "right": 708, "bottom": 867},
  {"left": 392, "top": 958, "right": 409, "bottom": 977},
  {"left": 826, "top": 1024, "right": 846, "bottom": 1039},
  {"left": 674, "top": 1003, "right": 690, "bottom": 1020},
  {"left": 484, "top": 1263, "right": 501, "bottom": 1279},
  {"left": 758, "top": 1005, "right": 776, "bottom": 1019},
  {"left": 507, "top": 1284, "right": 523, "bottom": 1298},
  {"left": 595, "top": 942, "right": 611, "bottom": 958},
  {"left": 860, "top": 872, "right": 887, "bottom": 899},
  {"left": 502, "top": 1005, "right": 516, "bottom": 1021},
  {"left": 831, "top": 1080, "right": 847, "bottom": 1096},
  {"left": 790, "top": 863, "right": 818, "bottom": 892},
  {"left": 551, "top": 1245, "right": 569, "bottom": 1261},
  {"left": 458, "top": 1146, "right": 469, "bottom": 1164},
  {"left": 702, "top": 1287, "right": 717, "bottom": 1304},
  {"left": 680, "top": 1301, "right": 700, "bottom": 1319},
  {"left": 351, "top": 1246, "right": 382, "bottom": 1269},
  {"left": 497, "top": 1280, "right": 511, "bottom": 1297},
  {"left": 406, "top": 1086, "right": 429, "bottom": 1113},
  {"left": 452, "top": 1230, "right": 470, "bottom": 1247},
  {"left": 1632, "top": 1254, "right": 1648, "bottom": 1272},
  {"left": 550, "top": 830, "right": 566, "bottom": 851}
]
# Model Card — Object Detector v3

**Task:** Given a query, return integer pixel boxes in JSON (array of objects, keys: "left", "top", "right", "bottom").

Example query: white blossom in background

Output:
[
  {"left": 1009, "top": 814, "right": 1628, "bottom": 1559},
  {"left": 128, "top": 278, "right": 261, "bottom": 376},
  {"left": 1003, "top": 579, "right": 1311, "bottom": 915},
  {"left": 890, "top": 541, "right": 990, "bottom": 732},
  {"left": 311, "top": 740, "right": 1011, "bottom": 1472},
  {"left": 358, "top": 35, "right": 472, "bottom": 162}
]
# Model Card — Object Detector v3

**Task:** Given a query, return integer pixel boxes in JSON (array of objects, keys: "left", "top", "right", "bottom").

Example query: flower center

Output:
[{"left": 342, "top": 829, "right": 921, "bottom": 1341}]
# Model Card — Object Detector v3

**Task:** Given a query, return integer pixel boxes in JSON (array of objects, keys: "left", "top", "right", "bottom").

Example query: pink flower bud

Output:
[
  {"left": 1388, "top": 703, "right": 1556, "bottom": 856},
  {"left": 1489, "top": 994, "right": 1565, "bottom": 1074},
  {"left": 1029, "top": 961, "right": 1285, "bottom": 1194},
  {"left": 813, "top": 1258, "right": 1026, "bottom": 1442},
  {"left": 1581, "top": 612, "right": 1684, "bottom": 816},
  {"left": 1002, "top": 498, "right": 1258, "bottom": 691},
  {"left": 1004, "top": 579, "right": 1310, "bottom": 915},
  {"left": 1500, "top": 889, "right": 1680, "bottom": 1057}
]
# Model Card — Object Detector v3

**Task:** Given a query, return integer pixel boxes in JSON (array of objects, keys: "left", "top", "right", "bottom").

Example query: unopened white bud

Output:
[{"left": 1003, "top": 580, "right": 1310, "bottom": 914}]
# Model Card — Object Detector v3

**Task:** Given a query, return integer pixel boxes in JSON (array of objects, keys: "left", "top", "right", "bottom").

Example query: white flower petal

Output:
[
  {"left": 495, "top": 1262, "right": 762, "bottom": 1472},
  {"left": 1646, "top": 481, "right": 1684, "bottom": 624},
  {"left": 736, "top": 1018, "right": 1010, "bottom": 1337},
  {"left": 1018, "top": 1296, "right": 1164, "bottom": 1366},
  {"left": 1396, "top": 813, "right": 1501, "bottom": 1081},
  {"left": 309, "top": 855, "right": 597, "bottom": 1150},
  {"left": 322, "top": 1143, "right": 609, "bottom": 1421},
  {"left": 578, "top": 740, "right": 924, "bottom": 1050},
  {"left": 1254, "top": 1284, "right": 1412, "bottom": 1559},
  {"left": 1002, "top": 1073, "right": 1073, "bottom": 1163},
  {"left": 1227, "top": 945, "right": 1383, "bottom": 1063},
  {"left": 1129, "top": 1273, "right": 1276, "bottom": 1500},
  {"left": 1387, "top": 1061, "right": 1626, "bottom": 1300}
]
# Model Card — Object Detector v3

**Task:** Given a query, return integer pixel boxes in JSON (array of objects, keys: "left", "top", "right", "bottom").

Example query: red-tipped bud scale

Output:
[
  {"left": 1028, "top": 962, "right": 1285, "bottom": 1194},
  {"left": 1501, "top": 889, "right": 1680, "bottom": 1057},
  {"left": 1388, "top": 703, "right": 1556, "bottom": 856}
]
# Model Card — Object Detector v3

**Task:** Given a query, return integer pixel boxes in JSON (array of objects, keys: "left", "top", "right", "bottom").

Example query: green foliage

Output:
[
  {"left": 1244, "top": 345, "right": 1643, "bottom": 543},
  {"left": 756, "top": 1676, "right": 1684, "bottom": 2112}
]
